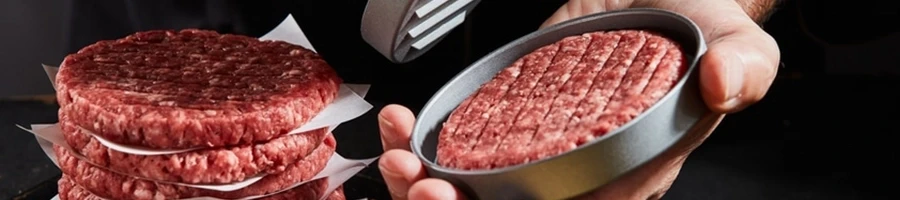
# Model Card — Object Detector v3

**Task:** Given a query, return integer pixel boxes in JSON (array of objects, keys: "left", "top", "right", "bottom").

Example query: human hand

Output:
[
  {"left": 536, "top": 0, "right": 780, "bottom": 198},
  {"left": 378, "top": 104, "right": 723, "bottom": 200},
  {"left": 543, "top": 0, "right": 780, "bottom": 114},
  {"left": 377, "top": 104, "right": 463, "bottom": 200},
  {"left": 378, "top": 0, "right": 780, "bottom": 199}
]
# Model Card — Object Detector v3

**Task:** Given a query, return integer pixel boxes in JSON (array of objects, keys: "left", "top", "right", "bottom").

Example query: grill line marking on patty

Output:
[
  {"left": 437, "top": 96, "right": 476, "bottom": 151},
  {"left": 437, "top": 45, "right": 553, "bottom": 165},
  {"left": 559, "top": 32, "right": 650, "bottom": 145},
  {"left": 641, "top": 43, "right": 683, "bottom": 99},
  {"left": 464, "top": 43, "right": 564, "bottom": 156},
  {"left": 442, "top": 44, "right": 562, "bottom": 168},
  {"left": 436, "top": 58, "right": 526, "bottom": 163},
  {"left": 569, "top": 35, "right": 669, "bottom": 145},
  {"left": 599, "top": 36, "right": 669, "bottom": 111},
  {"left": 469, "top": 35, "right": 593, "bottom": 168},
  {"left": 489, "top": 34, "right": 596, "bottom": 148},
  {"left": 530, "top": 31, "right": 646, "bottom": 165},
  {"left": 459, "top": 35, "right": 593, "bottom": 168},
  {"left": 488, "top": 31, "right": 649, "bottom": 166},
  {"left": 582, "top": 42, "right": 684, "bottom": 136},
  {"left": 559, "top": 31, "right": 649, "bottom": 135},
  {"left": 476, "top": 31, "right": 650, "bottom": 168},
  {"left": 527, "top": 32, "right": 622, "bottom": 150},
  {"left": 437, "top": 58, "right": 522, "bottom": 140},
  {"left": 498, "top": 35, "right": 593, "bottom": 155},
  {"left": 435, "top": 56, "right": 527, "bottom": 164}
]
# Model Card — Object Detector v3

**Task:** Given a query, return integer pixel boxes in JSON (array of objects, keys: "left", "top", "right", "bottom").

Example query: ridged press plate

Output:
[{"left": 361, "top": 0, "right": 481, "bottom": 63}]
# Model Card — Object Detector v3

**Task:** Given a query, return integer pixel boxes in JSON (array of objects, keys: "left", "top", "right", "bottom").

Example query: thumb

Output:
[
  {"left": 699, "top": 21, "right": 780, "bottom": 113},
  {"left": 646, "top": 0, "right": 781, "bottom": 113},
  {"left": 379, "top": 104, "right": 417, "bottom": 151},
  {"left": 540, "top": 0, "right": 628, "bottom": 28}
]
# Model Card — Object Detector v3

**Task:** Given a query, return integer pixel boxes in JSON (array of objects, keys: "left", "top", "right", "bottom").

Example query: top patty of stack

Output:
[{"left": 55, "top": 29, "right": 343, "bottom": 149}]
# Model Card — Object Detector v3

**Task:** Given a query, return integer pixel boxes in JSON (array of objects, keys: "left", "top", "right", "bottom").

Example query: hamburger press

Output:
[
  {"left": 409, "top": 8, "right": 711, "bottom": 200},
  {"left": 361, "top": 0, "right": 481, "bottom": 63}
]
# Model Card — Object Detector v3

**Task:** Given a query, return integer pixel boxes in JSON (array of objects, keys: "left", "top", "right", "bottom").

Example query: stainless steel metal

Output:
[
  {"left": 409, "top": 8, "right": 710, "bottom": 200},
  {"left": 361, "top": 0, "right": 481, "bottom": 63}
]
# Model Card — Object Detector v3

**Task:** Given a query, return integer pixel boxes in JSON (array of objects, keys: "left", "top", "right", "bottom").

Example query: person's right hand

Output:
[{"left": 542, "top": 0, "right": 780, "bottom": 113}]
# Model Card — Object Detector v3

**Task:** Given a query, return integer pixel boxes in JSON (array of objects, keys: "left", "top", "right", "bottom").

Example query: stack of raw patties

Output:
[{"left": 53, "top": 29, "right": 345, "bottom": 200}]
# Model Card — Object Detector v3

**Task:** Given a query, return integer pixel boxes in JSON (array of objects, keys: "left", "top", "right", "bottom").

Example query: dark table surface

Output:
[{"left": 3, "top": 0, "right": 898, "bottom": 199}]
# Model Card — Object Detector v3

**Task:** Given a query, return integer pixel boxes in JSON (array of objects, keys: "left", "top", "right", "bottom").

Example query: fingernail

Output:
[
  {"left": 725, "top": 54, "right": 745, "bottom": 102},
  {"left": 380, "top": 161, "right": 410, "bottom": 199},
  {"left": 379, "top": 113, "right": 397, "bottom": 148}
]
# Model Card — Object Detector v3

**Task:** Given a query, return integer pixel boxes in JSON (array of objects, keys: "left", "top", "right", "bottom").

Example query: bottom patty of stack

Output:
[
  {"left": 59, "top": 176, "right": 345, "bottom": 200},
  {"left": 54, "top": 135, "right": 341, "bottom": 200}
]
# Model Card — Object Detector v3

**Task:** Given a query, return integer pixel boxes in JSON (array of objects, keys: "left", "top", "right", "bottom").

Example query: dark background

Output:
[{"left": 2, "top": 0, "right": 898, "bottom": 199}]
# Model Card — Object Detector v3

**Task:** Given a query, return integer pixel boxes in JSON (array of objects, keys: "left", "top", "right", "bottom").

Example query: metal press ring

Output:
[{"left": 410, "top": 8, "right": 710, "bottom": 200}]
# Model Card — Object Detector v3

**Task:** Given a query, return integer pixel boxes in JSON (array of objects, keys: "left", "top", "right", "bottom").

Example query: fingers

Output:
[
  {"left": 577, "top": 114, "right": 724, "bottom": 200},
  {"left": 540, "top": 1, "right": 576, "bottom": 28},
  {"left": 540, "top": 0, "right": 626, "bottom": 28},
  {"left": 379, "top": 104, "right": 417, "bottom": 151},
  {"left": 380, "top": 149, "right": 428, "bottom": 200},
  {"left": 543, "top": 0, "right": 780, "bottom": 113},
  {"left": 700, "top": 26, "right": 780, "bottom": 113},
  {"left": 409, "top": 178, "right": 466, "bottom": 200},
  {"left": 378, "top": 105, "right": 462, "bottom": 199},
  {"left": 639, "top": 0, "right": 779, "bottom": 113}
]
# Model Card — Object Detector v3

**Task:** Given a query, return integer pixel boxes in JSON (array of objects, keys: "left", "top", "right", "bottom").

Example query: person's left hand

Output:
[{"left": 377, "top": 104, "right": 724, "bottom": 200}]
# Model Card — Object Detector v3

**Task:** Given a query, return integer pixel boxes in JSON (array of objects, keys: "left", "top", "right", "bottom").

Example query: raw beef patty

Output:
[
  {"left": 437, "top": 30, "right": 686, "bottom": 170},
  {"left": 55, "top": 29, "right": 342, "bottom": 149},
  {"left": 60, "top": 110, "right": 329, "bottom": 184},
  {"left": 57, "top": 176, "right": 346, "bottom": 200},
  {"left": 54, "top": 135, "right": 336, "bottom": 200}
]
